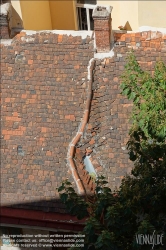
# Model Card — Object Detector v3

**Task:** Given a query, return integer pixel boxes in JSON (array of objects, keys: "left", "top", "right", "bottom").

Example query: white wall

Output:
[
  {"left": 138, "top": 1, "right": 166, "bottom": 28},
  {"left": 97, "top": 1, "right": 166, "bottom": 30},
  {"left": 97, "top": 0, "right": 138, "bottom": 30}
]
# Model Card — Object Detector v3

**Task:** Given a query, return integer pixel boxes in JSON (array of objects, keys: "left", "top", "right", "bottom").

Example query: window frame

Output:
[{"left": 76, "top": 3, "right": 96, "bottom": 31}]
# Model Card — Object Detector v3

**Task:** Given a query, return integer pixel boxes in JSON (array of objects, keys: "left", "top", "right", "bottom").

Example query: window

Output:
[
  {"left": 76, "top": 0, "right": 96, "bottom": 31},
  {"left": 77, "top": 0, "right": 96, "bottom": 4}
]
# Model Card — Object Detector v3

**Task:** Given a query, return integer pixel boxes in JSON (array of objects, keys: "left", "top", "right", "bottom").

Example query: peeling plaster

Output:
[
  {"left": 0, "top": 39, "right": 12, "bottom": 45},
  {"left": 94, "top": 48, "right": 114, "bottom": 59},
  {"left": 21, "top": 30, "right": 94, "bottom": 40},
  {"left": 128, "top": 26, "right": 166, "bottom": 35}
]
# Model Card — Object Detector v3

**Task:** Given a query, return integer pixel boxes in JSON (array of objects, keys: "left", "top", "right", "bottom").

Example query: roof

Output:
[
  {"left": 1, "top": 31, "right": 94, "bottom": 214},
  {"left": 1, "top": 29, "right": 166, "bottom": 226}
]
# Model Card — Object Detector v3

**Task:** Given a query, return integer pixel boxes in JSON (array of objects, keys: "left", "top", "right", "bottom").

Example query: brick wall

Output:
[
  {"left": 94, "top": 19, "right": 111, "bottom": 52},
  {"left": 1, "top": 31, "right": 94, "bottom": 210},
  {"left": 93, "top": 6, "right": 111, "bottom": 52}
]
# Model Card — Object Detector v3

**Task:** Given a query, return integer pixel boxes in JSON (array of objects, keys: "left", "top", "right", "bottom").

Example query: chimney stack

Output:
[{"left": 92, "top": 5, "right": 112, "bottom": 53}]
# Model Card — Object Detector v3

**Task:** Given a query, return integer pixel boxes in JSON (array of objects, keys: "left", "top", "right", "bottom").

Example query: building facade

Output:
[{"left": 9, "top": 0, "right": 166, "bottom": 33}]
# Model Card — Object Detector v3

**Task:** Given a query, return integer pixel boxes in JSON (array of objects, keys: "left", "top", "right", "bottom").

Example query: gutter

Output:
[
  {"left": 0, "top": 207, "right": 85, "bottom": 232},
  {"left": 67, "top": 58, "right": 95, "bottom": 195}
]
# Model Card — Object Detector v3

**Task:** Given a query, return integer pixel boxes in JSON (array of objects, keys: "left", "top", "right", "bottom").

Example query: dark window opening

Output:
[
  {"left": 77, "top": 0, "right": 96, "bottom": 4},
  {"left": 77, "top": 7, "right": 95, "bottom": 30}
]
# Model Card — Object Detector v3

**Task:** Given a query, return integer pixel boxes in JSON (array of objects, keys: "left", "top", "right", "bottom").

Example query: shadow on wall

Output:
[{"left": 9, "top": 5, "right": 24, "bottom": 38}]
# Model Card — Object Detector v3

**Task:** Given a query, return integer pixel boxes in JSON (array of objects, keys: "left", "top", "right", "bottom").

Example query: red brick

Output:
[
  {"left": 5, "top": 98, "right": 11, "bottom": 103},
  {"left": 2, "top": 130, "right": 8, "bottom": 135},
  {"left": 20, "top": 31, "right": 26, "bottom": 37},
  {"left": 19, "top": 126, "right": 26, "bottom": 131},
  {"left": 113, "top": 77, "right": 118, "bottom": 82},
  {"left": 4, "top": 135, "right": 10, "bottom": 140},
  {"left": 46, "top": 151, "right": 52, "bottom": 156},
  {"left": 21, "top": 94, "right": 27, "bottom": 98},
  {"left": 58, "top": 35, "right": 63, "bottom": 43},
  {"left": 70, "top": 115, "right": 75, "bottom": 121},
  {"left": 41, "top": 127, "right": 47, "bottom": 133},
  {"left": 74, "top": 65, "right": 79, "bottom": 69},
  {"left": 18, "top": 174, "right": 23, "bottom": 179},
  {"left": 89, "top": 138, "right": 95, "bottom": 145},
  {"left": 65, "top": 115, "right": 70, "bottom": 120},
  {"left": 29, "top": 175, "right": 34, "bottom": 180},
  {"left": 6, "top": 117, "right": 21, "bottom": 122},
  {"left": 28, "top": 60, "right": 33, "bottom": 65}
]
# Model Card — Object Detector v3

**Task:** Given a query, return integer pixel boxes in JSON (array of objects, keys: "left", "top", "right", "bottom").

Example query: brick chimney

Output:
[
  {"left": 0, "top": 2, "right": 11, "bottom": 39},
  {"left": 92, "top": 5, "right": 112, "bottom": 53}
]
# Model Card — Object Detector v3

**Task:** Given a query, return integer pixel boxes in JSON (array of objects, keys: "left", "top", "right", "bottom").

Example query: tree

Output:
[{"left": 58, "top": 52, "right": 166, "bottom": 250}]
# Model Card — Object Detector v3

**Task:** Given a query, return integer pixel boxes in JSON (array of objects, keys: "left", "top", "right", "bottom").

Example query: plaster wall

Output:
[
  {"left": 49, "top": 0, "right": 76, "bottom": 30},
  {"left": 118, "top": 1, "right": 138, "bottom": 30},
  {"left": 11, "top": 1, "right": 22, "bottom": 19},
  {"left": 97, "top": 0, "right": 138, "bottom": 31},
  {"left": 19, "top": 0, "right": 52, "bottom": 30},
  {"left": 97, "top": 0, "right": 120, "bottom": 30},
  {"left": 138, "top": 1, "right": 166, "bottom": 28},
  {"left": 7, "top": 0, "right": 166, "bottom": 32},
  {"left": 10, "top": 1, "right": 23, "bottom": 29}
]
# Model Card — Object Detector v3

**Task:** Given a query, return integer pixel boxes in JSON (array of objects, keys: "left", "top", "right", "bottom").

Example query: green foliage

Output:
[
  {"left": 120, "top": 51, "right": 166, "bottom": 163},
  {"left": 58, "top": 52, "right": 166, "bottom": 250},
  {"left": 57, "top": 179, "right": 89, "bottom": 220}
]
